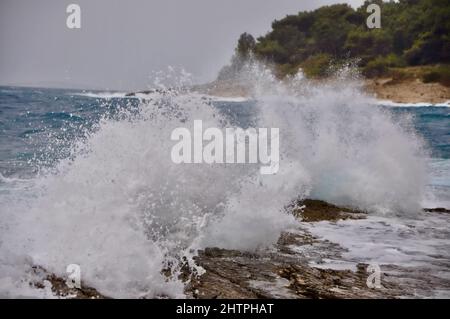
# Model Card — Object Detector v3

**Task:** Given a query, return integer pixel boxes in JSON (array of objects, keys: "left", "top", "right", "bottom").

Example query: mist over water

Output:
[{"left": 0, "top": 64, "right": 434, "bottom": 297}]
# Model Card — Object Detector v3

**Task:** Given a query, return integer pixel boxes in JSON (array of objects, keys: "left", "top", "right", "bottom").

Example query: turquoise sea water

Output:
[{"left": 1, "top": 85, "right": 448, "bottom": 206}]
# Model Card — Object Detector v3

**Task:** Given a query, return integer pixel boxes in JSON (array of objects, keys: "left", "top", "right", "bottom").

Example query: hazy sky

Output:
[{"left": 0, "top": 0, "right": 365, "bottom": 90}]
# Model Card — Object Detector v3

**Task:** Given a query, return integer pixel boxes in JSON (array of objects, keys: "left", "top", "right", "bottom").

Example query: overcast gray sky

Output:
[{"left": 0, "top": 0, "right": 365, "bottom": 90}]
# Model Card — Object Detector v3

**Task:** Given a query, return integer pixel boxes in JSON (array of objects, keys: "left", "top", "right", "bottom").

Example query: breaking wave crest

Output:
[{"left": 0, "top": 63, "right": 428, "bottom": 298}]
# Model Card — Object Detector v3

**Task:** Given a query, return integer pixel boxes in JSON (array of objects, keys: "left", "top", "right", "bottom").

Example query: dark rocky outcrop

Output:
[
  {"left": 293, "top": 199, "right": 366, "bottom": 222},
  {"left": 424, "top": 207, "right": 450, "bottom": 214}
]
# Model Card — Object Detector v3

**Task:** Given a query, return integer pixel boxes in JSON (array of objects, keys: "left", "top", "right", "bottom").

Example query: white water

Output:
[
  {"left": 303, "top": 214, "right": 450, "bottom": 269},
  {"left": 72, "top": 92, "right": 131, "bottom": 99},
  {"left": 424, "top": 158, "right": 450, "bottom": 209},
  {"left": 0, "top": 64, "right": 433, "bottom": 298},
  {"left": 300, "top": 212, "right": 450, "bottom": 298},
  {"left": 378, "top": 100, "right": 450, "bottom": 108}
]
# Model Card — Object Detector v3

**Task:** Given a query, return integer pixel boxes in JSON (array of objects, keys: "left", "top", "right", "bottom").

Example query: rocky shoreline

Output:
[
  {"left": 125, "top": 70, "right": 450, "bottom": 105},
  {"left": 365, "top": 77, "right": 450, "bottom": 104},
  {"left": 35, "top": 200, "right": 450, "bottom": 299},
  {"left": 192, "top": 77, "right": 450, "bottom": 105}
]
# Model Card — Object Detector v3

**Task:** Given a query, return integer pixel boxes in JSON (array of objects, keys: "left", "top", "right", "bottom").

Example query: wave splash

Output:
[{"left": 0, "top": 63, "right": 427, "bottom": 298}]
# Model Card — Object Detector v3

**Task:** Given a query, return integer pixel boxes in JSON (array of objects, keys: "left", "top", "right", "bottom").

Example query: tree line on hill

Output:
[{"left": 219, "top": 0, "right": 449, "bottom": 85}]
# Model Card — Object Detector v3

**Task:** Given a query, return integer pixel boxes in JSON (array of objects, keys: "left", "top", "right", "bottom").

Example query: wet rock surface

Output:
[
  {"left": 185, "top": 200, "right": 450, "bottom": 299},
  {"left": 185, "top": 234, "right": 403, "bottom": 299},
  {"left": 424, "top": 207, "right": 450, "bottom": 214},
  {"left": 40, "top": 200, "right": 450, "bottom": 299},
  {"left": 31, "top": 266, "right": 106, "bottom": 299},
  {"left": 292, "top": 199, "right": 366, "bottom": 222}
]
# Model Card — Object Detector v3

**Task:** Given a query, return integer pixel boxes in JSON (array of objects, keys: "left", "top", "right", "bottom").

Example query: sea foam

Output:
[{"left": 0, "top": 63, "right": 428, "bottom": 298}]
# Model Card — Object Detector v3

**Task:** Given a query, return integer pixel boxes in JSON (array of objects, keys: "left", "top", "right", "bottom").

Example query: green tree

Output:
[{"left": 224, "top": 0, "right": 450, "bottom": 79}]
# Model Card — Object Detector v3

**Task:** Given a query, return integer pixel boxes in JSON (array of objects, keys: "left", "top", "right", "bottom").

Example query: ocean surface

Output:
[
  {"left": 1, "top": 86, "right": 448, "bottom": 206},
  {"left": 0, "top": 82, "right": 449, "bottom": 298}
]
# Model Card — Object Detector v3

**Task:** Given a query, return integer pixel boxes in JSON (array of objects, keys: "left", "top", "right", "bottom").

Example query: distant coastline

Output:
[
  {"left": 208, "top": 0, "right": 450, "bottom": 105},
  {"left": 194, "top": 73, "right": 450, "bottom": 105},
  {"left": 365, "top": 74, "right": 450, "bottom": 105}
]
